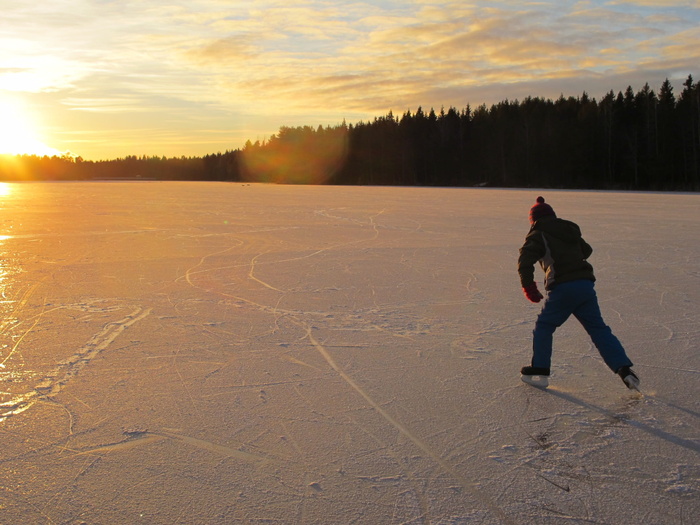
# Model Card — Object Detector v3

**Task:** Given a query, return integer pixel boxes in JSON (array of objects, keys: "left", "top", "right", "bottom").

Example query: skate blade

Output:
[
  {"left": 624, "top": 377, "right": 640, "bottom": 392},
  {"left": 521, "top": 374, "right": 549, "bottom": 388}
]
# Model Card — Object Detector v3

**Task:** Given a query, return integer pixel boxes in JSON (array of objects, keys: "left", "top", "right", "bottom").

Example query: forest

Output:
[{"left": 1, "top": 76, "right": 698, "bottom": 190}]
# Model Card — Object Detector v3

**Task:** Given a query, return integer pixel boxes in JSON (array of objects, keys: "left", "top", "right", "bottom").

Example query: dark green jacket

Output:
[{"left": 518, "top": 216, "right": 595, "bottom": 290}]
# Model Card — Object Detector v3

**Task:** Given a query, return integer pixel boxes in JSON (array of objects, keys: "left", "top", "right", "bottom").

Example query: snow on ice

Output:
[{"left": 0, "top": 182, "right": 697, "bottom": 524}]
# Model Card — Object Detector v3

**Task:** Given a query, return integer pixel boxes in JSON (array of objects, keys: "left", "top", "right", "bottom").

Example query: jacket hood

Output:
[{"left": 533, "top": 217, "right": 582, "bottom": 244}]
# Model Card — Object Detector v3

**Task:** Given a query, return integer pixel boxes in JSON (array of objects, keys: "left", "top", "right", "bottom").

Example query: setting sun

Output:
[{"left": 0, "top": 98, "right": 62, "bottom": 157}]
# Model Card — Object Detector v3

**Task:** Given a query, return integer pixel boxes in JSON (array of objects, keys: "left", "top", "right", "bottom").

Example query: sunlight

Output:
[
  {"left": 0, "top": 98, "right": 61, "bottom": 157},
  {"left": 0, "top": 183, "right": 12, "bottom": 198}
]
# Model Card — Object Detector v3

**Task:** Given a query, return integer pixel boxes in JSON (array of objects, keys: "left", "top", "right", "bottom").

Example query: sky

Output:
[{"left": 1, "top": 0, "right": 698, "bottom": 161}]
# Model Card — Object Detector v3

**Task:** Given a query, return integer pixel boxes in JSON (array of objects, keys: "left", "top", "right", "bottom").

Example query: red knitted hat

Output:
[{"left": 529, "top": 196, "right": 556, "bottom": 224}]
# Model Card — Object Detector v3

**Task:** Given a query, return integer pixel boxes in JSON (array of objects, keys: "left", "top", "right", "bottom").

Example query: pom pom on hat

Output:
[{"left": 529, "top": 196, "right": 556, "bottom": 224}]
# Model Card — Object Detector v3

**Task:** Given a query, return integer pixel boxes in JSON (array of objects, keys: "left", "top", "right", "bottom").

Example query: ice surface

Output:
[{"left": 0, "top": 182, "right": 697, "bottom": 524}]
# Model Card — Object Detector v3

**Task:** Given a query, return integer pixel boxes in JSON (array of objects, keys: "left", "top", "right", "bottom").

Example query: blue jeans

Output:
[{"left": 532, "top": 280, "right": 632, "bottom": 372}]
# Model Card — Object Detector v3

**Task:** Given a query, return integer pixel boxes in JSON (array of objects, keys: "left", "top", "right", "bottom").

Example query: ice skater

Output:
[{"left": 517, "top": 196, "right": 639, "bottom": 389}]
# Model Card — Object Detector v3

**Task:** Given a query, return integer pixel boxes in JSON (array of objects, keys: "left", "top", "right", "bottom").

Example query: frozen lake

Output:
[{"left": 0, "top": 182, "right": 697, "bottom": 524}]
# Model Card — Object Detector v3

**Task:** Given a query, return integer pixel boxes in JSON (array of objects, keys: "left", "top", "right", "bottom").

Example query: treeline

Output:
[
  {"left": 2, "top": 76, "right": 698, "bottom": 190},
  {"left": 0, "top": 153, "right": 208, "bottom": 182}
]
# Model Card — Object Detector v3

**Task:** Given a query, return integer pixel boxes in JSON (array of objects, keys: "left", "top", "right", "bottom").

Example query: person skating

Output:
[{"left": 518, "top": 196, "right": 639, "bottom": 390}]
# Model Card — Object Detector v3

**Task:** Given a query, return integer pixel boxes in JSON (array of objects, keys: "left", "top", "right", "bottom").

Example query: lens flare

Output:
[{"left": 240, "top": 126, "right": 348, "bottom": 184}]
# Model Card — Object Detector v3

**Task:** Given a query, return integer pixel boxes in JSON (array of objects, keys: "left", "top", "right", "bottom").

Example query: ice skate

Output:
[
  {"left": 617, "top": 366, "right": 640, "bottom": 391},
  {"left": 520, "top": 366, "right": 550, "bottom": 388}
]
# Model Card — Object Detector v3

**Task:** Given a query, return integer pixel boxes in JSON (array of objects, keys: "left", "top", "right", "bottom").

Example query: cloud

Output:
[
  {"left": 189, "top": 4, "right": 643, "bottom": 112},
  {"left": 610, "top": 0, "right": 700, "bottom": 7},
  {"left": 7, "top": 1, "right": 695, "bottom": 108},
  {"left": 186, "top": 36, "right": 260, "bottom": 64},
  {"left": 2, "top": 0, "right": 698, "bottom": 159}
]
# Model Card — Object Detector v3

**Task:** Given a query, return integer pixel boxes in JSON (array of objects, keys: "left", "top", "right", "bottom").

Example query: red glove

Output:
[{"left": 523, "top": 282, "right": 543, "bottom": 303}]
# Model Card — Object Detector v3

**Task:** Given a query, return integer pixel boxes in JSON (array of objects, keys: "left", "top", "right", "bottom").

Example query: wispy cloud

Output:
[{"left": 1, "top": 0, "right": 697, "bottom": 159}]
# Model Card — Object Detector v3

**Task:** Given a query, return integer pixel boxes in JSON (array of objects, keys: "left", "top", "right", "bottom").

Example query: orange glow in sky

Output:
[
  {"left": 1, "top": 2, "right": 698, "bottom": 161},
  {"left": 0, "top": 98, "right": 62, "bottom": 157}
]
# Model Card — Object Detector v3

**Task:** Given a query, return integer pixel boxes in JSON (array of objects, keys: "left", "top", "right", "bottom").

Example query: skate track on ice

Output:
[{"left": 0, "top": 182, "right": 697, "bottom": 524}]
